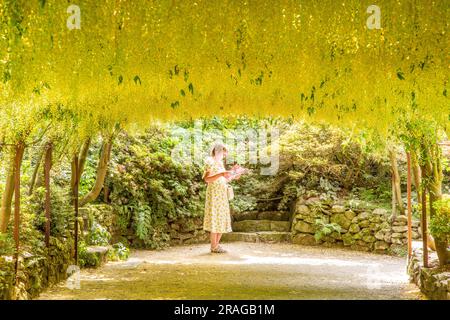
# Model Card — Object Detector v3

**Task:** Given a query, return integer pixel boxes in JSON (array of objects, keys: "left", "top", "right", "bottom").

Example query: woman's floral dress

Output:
[{"left": 203, "top": 157, "right": 232, "bottom": 233}]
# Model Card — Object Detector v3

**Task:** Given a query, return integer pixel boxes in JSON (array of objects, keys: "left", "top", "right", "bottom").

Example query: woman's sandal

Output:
[{"left": 211, "top": 245, "right": 227, "bottom": 253}]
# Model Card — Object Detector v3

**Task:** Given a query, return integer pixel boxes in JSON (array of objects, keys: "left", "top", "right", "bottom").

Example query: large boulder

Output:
[
  {"left": 391, "top": 237, "right": 404, "bottom": 245},
  {"left": 362, "top": 235, "right": 376, "bottom": 243},
  {"left": 331, "top": 205, "right": 346, "bottom": 213},
  {"left": 375, "top": 230, "right": 385, "bottom": 240},
  {"left": 295, "top": 204, "right": 311, "bottom": 215},
  {"left": 358, "top": 212, "right": 370, "bottom": 221},
  {"left": 305, "top": 197, "right": 321, "bottom": 205},
  {"left": 348, "top": 223, "right": 360, "bottom": 233},
  {"left": 358, "top": 220, "right": 370, "bottom": 228},
  {"left": 374, "top": 241, "right": 390, "bottom": 251},
  {"left": 294, "top": 221, "right": 316, "bottom": 234},
  {"left": 373, "top": 208, "right": 388, "bottom": 216},
  {"left": 391, "top": 232, "right": 404, "bottom": 238},
  {"left": 344, "top": 210, "right": 356, "bottom": 220},
  {"left": 384, "top": 232, "right": 392, "bottom": 243},
  {"left": 342, "top": 233, "right": 355, "bottom": 246},
  {"left": 393, "top": 215, "right": 408, "bottom": 225},
  {"left": 292, "top": 234, "right": 317, "bottom": 246},
  {"left": 392, "top": 225, "right": 408, "bottom": 233},
  {"left": 330, "top": 214, "right": 352, "bottom": 229},
  {"left": 295, "top": 214, "right": 316, "bottom": 224}
]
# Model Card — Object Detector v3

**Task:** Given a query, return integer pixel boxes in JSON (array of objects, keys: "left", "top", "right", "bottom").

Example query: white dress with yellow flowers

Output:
[{"left": 202, "top": 157, "right": 232, "bottom": 233}]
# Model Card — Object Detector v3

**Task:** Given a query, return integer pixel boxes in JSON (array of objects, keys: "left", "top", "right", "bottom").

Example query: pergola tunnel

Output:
[{"left": 0, "top": 0, "right": 448, "bottom": 300}]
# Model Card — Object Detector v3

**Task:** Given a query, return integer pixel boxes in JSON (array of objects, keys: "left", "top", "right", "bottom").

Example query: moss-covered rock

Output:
[{"left": 330, "top": 214, "right": 351, "bottom": 229}]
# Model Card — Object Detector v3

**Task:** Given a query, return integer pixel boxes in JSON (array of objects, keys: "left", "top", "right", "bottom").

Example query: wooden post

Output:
[
  {"left": 44, "top": 142, "right": 52, "bottom": 247},
  {"left": 13, "top": 142, "right": 25, "bottom": 277},
  {"left": 421, "top": 184, "right": 428, "bottom": 268},
  {"left": 406, "top": 152, "right": 412, "bottom": 259},
  {"left": 73, "top": 155, "right": 79, "bottom": 265}
]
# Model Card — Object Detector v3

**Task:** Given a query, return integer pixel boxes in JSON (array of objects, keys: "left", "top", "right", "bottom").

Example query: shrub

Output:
[
  {"left": 107, "top": 242, "right": 130, "bottom": 261},
  {"left": 108, "top": 128, "right": 204, "bottom": 249},
  {"left": 87, "top": 222, "right": 111, "bottom": 246},
  {"left": 430, "top": 197, "right": 450, "bottom": 242},
  {"left": 314, "top": 218, "right": 342, "bottom": 242}
]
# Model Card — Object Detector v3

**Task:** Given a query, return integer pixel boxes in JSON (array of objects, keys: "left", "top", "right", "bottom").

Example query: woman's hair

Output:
[{"left": 210, "top": 142, "right": 227, "bottom": 157}]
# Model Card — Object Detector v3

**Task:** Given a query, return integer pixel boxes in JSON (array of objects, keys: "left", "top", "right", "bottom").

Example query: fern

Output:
[
  {"left": 135, "top": 205, "right": 152, "bottom": 240},
  {"left": 314, "top": 218, "right": 342, "bottom": 242}
]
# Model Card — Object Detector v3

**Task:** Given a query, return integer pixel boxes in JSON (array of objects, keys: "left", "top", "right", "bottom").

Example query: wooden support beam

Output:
[
  {"left": 44, "top": 142, "right": 52, "bottom": 247},
  {"left": 391, "top": 174, "right": 396, "bottom": 221},
  {"left": 406, "top": 152, "right": 412, "bottom": 259},
  {"left": 13, "top": 142, "right": 25, "bottom": 278},
  {"left": 421, "top": 184, "right": 428, "bottom": 268},
  {"left": 73, "top": 155, "right": 79, "bottom": 265}
]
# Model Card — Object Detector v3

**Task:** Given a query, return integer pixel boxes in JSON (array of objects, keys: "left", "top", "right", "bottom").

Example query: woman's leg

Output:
[
  {"left": 210, "top": 232, "right": 217, "bottom": 250},
  {"left": 216, "top": 233, "right": 222, "bottom": 246}
]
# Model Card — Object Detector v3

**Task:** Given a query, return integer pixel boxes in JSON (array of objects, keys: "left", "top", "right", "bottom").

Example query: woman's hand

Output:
[
  {"left": 204, "top": 170, "right": 232, "bottom": 183},
  {"left": 222, "top": 171, "right": 232, "bottom": 179}
]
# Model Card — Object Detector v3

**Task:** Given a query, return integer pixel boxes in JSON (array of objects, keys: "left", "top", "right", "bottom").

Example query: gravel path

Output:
[{"left": 38, "top": 242, "right": 423, "bottom": 300}]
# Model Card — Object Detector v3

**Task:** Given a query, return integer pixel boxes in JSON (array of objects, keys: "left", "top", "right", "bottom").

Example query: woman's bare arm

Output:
[{"left": 203, "top": 170, "right": 231, "bottom": 183}]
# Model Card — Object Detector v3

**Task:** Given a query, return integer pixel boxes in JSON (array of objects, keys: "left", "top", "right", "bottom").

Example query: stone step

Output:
[
  {"left": 83, "top": 245, "right": 111, "bottom": 267},
  {"left": 232, "top": 220, "right": 291, "bottom": 232},
  {"left": 221, "top": 231, "right": 291, "bottom": 243},
  {"left": 232, "top": 211, "right": 290, "bottom": 222}
]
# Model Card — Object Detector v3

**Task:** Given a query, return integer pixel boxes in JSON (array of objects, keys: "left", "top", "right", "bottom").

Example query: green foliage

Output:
[
  {"left": 430, "top": 197, "right": 450, "bottom": 242},
  {"left": 350, "top": 185, "right": 392, "bottom": 207},
  {"left": 78, "top": 241, "right": 99, "bottom": 268},
  {"left": 314, "top": 218, "right": 342, "bottom": 242},
  {"left": 275, "top": 122, "right": 391, "bottom": 210},
  {"left": 87, "top": 222, "right": 111, "bottom": 246},
  {"left": 79, "top": 156, "right": 98, "bottom": 197},
  {"left": 28, "top": 186, "right": 73, "bottom": 238},
  {"left": 0, "top": 233, "right": 14, "bottom": 256},
  {"left": 108, "top": 128, "right": 204, "bottom": 249},
  {"left": 0, "top": 257, "right": 14, "bottom": 299},
  {"left": 107, "top": 242, "right": 130, "bottom": 261}
]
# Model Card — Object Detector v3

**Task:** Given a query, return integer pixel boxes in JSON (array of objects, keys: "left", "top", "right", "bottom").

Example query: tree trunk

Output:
[
  {"left": 79, "top": 138, "right": 113, "bottom": 207},
  {"left": 389, "top": 149, "right": 405, "bottom": 215},
  {"left": 28, "top": 145, "right": 45, "bottom": 195},
  {"left": 70, "top": 137, "right": 91, "bottom": 194},
  {"left": 391, "top": 174, "right": 397, "bottom": 221},
  {"left": 410, "top": 151, "right": 422, "bottom": 203},
  {"left": 0, "top": 146, "right": 24, "bottom": 233},
  {"left": 0, "top": 152, "right": 15, "bottom": 233}
]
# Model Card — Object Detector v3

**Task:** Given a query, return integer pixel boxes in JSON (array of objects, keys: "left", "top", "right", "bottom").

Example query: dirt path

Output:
[{"left": 38, "top": 242, "right": 423, "bottom": 300}]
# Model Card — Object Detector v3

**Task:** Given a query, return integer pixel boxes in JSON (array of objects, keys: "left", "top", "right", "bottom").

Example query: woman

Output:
[{"left": 202, "top": 142, "right": 241, "bottom": 253}]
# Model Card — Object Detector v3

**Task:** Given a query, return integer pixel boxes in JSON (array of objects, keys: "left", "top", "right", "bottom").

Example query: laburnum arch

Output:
[{"left": 0, "top": 0, "right": 448, "bottom": 269}]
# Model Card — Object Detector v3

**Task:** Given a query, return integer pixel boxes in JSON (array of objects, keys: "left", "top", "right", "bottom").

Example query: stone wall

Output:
[
  {"left": 0, "top": 236, "right": 73, "bottom": 300},
  {"left": 291, "top": 196, "right": 421, "bottom": 254},
  {"left": 169, "top": 217, "right": 209, "bottom": 245},
  {"left": 407, "top": 247, "right": 450, "bottom": 300},
  {"left": 79, "top": 204, "right": 118, "bottom": 238},
  {"left": 80, "top": 204, "right": 208, "bottom": 247}
]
